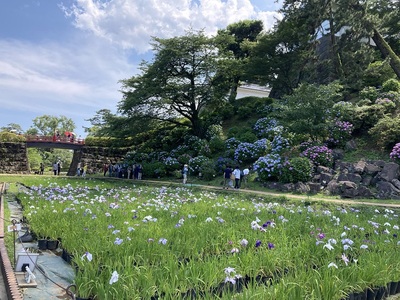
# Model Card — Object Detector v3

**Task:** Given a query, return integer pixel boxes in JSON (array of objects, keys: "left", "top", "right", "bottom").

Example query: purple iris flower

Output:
[
  {"left": 268, "top": 242, "right": 275, "bottom": 250},
  {"left": 318, "top": 233, "right": 326, "bottom": 239},
  {"left": 255, "top": 240, "right": 262, "bottom": 248},
  {"left": 262, "top": 221, "right": 271, "bottom": 228}
]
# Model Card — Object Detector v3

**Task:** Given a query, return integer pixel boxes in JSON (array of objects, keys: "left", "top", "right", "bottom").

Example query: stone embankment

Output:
[
  {"left": 265, "top": 160, "right": 400, "bottom": 200},
  {"left": 0, "top": 143, "right": 29, "bottom": 174}
]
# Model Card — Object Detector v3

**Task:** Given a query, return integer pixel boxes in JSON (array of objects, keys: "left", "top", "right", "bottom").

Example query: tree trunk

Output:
[
  {"left": 329, "top": 16, "right": 344, "bottom": 80},
  {"left": 372, "top": 29, "right": 400, "bottom": 80},
  {"left": 228, "top": 76, "right": 240, "bottom": 103}
]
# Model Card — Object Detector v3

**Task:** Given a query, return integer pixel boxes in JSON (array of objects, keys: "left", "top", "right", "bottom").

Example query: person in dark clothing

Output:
[
  {"left": 223, "top": 166, "right": 232, "bottom": 189},
  {"left": 133, "top": 164, "right": 139, "bottom": 180}
]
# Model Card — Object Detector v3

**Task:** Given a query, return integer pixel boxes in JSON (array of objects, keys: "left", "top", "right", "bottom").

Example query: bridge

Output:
[{"left": 25, "top": 135, "right": 85, "bottom": 150}]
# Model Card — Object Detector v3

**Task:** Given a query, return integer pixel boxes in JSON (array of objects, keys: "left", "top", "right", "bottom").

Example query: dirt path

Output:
[{"left": 146, "top": 179, "right": 400, "bottom": 209}]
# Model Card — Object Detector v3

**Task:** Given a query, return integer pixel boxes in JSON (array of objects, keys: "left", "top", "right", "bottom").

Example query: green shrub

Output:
[
  {"left": 142, "top": 161, "right": 166, "bottom": 178},
  {"left": 362, "top": 60, "right": 395, "bottom": 87},
  {"left": 356, "top": 99, "right": 373, "bottom": 106},
  {"left": 382, "top": 78, "right": 400, "bottom": 93},
  {"left": 359, "top": 86, "right": 379, "bottom": 101},
  {"left": 164, "top": 157, "right": 181, "bottom": 174},
  {"left": 85, "top": 136, "right": 133, "bottom": 147},
  {"left": 237, "top": 106, "right": 253, "bottom": 119},
  {"left": 350, "top": 104, "right": 387, "bottom": 134},
  {"left": 198, "top": 160, "right": 217, "bottom": 181},
  {"left": 237, "top": 132, "right": 257, "bottom": 143},
  {"left": 0, "top": 132, "right": 26, "bottom": 142},
  {"left": 279, "top": 157, "right": 312, "bottom": 183},
  {"left": 208, "top": 136, "right": 225, "bottom": 154},
  {"left": 177, "top": 153, "right": 191, "bottom": 165},
  {"left": 368, "top": 116, "right": 400, "bottom": 150}
]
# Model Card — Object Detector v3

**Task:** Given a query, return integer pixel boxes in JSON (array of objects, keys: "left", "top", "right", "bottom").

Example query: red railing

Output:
[{"left": 25, "top": 135, "right": 85, "bottom": 145}]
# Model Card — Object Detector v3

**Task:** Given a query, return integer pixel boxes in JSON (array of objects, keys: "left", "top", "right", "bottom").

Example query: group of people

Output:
[
  {"left": 76, "top": 162, "right": 87, "bottom": 176},
  {"left": 103, "top": 163, "right": 143, "bottom": 180},
  {"left": 181, "top": 164, "right": 250, "bottom": 189},
  {"left": 223, "top": 165, "right": 250, "bottom": 189},
  {"left": 52, "top": 161, "right": 62, "bottom": 175}
]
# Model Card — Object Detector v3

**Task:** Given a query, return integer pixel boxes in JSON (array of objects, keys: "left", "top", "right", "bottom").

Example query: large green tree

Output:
[
  {"left": 26, "top": 115, "right": 75, "bottom": 136},
  {"left": 245, "top": 18, "right": 311, "bottom": 98},
  {"left": 118, "top": 30, "right": 232, "bottom": 138},
  {"left": 217, "top": 20, "right": 264, "bottom": 102},
  {"left": 280, "top": 0, "right": 400, "bottom": 80},
  {"left": 247, "top": 0, "right": 400, "bottom": 98}
]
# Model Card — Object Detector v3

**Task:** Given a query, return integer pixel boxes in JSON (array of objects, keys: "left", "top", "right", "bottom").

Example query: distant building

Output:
[{"left": 236, "top": 84, "right": 270, "bottom": 99}]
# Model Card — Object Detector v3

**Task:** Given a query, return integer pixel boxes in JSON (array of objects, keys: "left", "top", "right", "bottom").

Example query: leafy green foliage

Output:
[
  {"left": 27, "top": 148, "right": 42, "bottom": 171},
  {"left": 0, "top": 131, "right": 25, "bottom": 142},
  {"left": 359, "top": 86, "right": 379, "bottom": 101},
  {"left": 279, "top": 157, "right": 312, "bottom": 183},
  {"left": 363, "top": 61, "right": 396, "bottom": 87},
  {"left": 368, "top": 116, "right": 400, "bottom": 150},
  {"left": 119, "top": 29, "right": 232, "bottom": 138},
  {"left": 27, "top": 115, "right": 75, "bottom": 136},
  {"left": 142, "top": 161, "right": 166, "bottom": 178},
  {"left": 278, "top": 82, "right": 343, "bottom": 141},
  {"left": 382, "top": 78, "right": 400, "bottom": 93},
  {"left": 350, "top": 104, "right": 389, "bottom": 134}
]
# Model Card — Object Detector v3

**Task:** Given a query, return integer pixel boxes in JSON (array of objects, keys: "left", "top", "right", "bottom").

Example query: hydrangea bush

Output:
[
  {"left": 188, "top": 156, "right": 209, "bottom": 175},
  {"left": 253, "top": 117, "right": 283, "bottom": 139},
  {"left": 269, "top": 135, "right": 291, "bottom": 154},
  {"left": 327, "top": 119, "right": 354, "bottom": 147},
  {"left": 253, "top": 154, "right": 283, "bottom": 181},
  {"left": 164, "top": 156, "right": 181, "bottom": 173},
  {"left": 215, "top": 157, "right": 236, "bottom": 173},
  {"left": 225, "top": 137, "right": 241, "bottom": 150},
  {"left": 301, "top": 145, "right": 333, "bottom": 167},
  {"left": 234, "top": 139, "right": 267, "bottom": 164},
  {"left": 390, "top": 143, "right": 400, "bottom": 163}
]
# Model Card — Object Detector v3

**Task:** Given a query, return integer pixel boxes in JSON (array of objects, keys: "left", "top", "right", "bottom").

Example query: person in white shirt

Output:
[{"left": 233, "top": 166, "right": 241, "bottom": 189}]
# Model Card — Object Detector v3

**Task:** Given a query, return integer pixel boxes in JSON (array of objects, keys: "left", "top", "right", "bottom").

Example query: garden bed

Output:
[{"left": 14, "top": 178, "right": 400, "bottom": 299}]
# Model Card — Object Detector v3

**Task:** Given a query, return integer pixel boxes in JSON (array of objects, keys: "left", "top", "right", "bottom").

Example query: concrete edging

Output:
[{"left": 0, "top": 183, "right": 24, "bottom": 300}]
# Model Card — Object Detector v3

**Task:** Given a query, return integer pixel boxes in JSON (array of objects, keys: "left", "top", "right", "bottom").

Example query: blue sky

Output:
[{"left": 0, "top": 0, "right": 282, "bottom": 137}]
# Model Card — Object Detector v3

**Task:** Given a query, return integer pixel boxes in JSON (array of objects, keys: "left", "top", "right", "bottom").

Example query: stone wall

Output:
[
  {"left": 0, "top": 143, "right": 131, "bottom": 176},
  {"left": 264, "top": 160, "right": 400, "bottom": 200},
  {"left": 0, "top": 142, "right": 29, "bottom": 174},
  {"left": 67, "top": 146, "right": 132, "bottom": 176}
]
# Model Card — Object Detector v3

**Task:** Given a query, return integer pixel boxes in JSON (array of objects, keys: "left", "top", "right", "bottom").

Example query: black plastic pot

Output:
[
  {"left": 366, "top": 288, "right": 377, "bottom": 300},
  {"left": 388, "top": 281, "right": 398, "bottom": 295},
  {"left": 38, "top": 239, "right": 48, "bottom": 250},
  {"left": 375, "top": 286, "right": 386, "bottom": 300},
  {"left": 46, "top": 240, "right": 59, "bottom": 250}
]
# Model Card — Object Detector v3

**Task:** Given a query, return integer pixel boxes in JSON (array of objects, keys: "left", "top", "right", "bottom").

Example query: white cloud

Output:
[
  {"left": 61, "top": 0, "right": 282, "bottom": 53},
  {"left": 0, "top": 36, "right": 137, "bottom": 134}
]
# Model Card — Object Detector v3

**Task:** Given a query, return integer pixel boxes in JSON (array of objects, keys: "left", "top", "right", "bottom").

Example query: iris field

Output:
[{"left": 13, "top": 177, "right": 400, "bottom": 299}]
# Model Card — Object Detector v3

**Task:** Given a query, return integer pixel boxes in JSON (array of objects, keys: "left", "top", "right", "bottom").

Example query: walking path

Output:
[{"left": 1, "top": 178, "right": 400, "bottom": 299}]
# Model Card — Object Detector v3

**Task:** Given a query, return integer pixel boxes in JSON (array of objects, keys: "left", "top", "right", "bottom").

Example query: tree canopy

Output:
[
  {"left": 118, "top": 30, "right": 232, "bottom": 138},
  {"left": 26, "top": 115, "right": 75, "bottom": 136}
]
